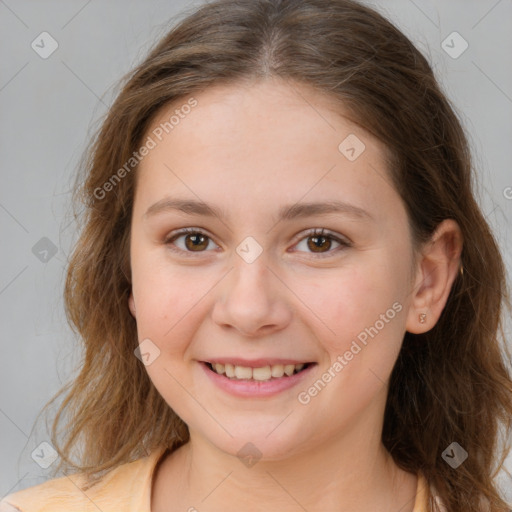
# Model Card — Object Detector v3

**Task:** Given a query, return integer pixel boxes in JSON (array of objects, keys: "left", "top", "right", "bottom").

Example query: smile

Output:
[
  {"left": 206, "top": 361, "right": 311, "bottom": 381},
  {"left": 200, "top": 360, "right": 316, "bottom": 398}
]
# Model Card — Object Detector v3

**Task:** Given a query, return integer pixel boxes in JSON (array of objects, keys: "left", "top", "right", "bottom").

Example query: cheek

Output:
[
  {"left": 131, "top": 256, "right": 197, "bottom": 346},
  {"left": 294, "top": 266, "right": 406, "bottom": 422},
  {"left": 131, "top": 259, "right": 232, "bottom": 376},
  {"left": 132, "top": 265, "right": 206, "bottom": 403},
  {"left": 298, "top": 261, "right": 406, "bottom": 364}
]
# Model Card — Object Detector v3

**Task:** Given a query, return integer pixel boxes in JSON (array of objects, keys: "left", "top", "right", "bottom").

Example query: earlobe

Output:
[
  {"left": 405, "top": 219, "right": 463, "bottom": 334},
  {"left": 128, "top": 292, "right": 136, "bottom": 318}
]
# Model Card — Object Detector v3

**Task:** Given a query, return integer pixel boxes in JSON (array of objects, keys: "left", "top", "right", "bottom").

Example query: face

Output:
[{"left": 128, "top": 77, "right": 417, "bottom": 460}]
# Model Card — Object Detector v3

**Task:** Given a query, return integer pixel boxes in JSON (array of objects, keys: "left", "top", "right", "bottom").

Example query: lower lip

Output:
[{"left": 200, "top": 362, "right": 316, "bottom": 398}]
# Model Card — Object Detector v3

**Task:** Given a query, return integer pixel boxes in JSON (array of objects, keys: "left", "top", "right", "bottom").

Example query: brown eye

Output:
[
  {"left": 294, "top": 228, "right": 350, "bottom": 257},
  {"left": 307, "top": 233, "right": 333, "bottom": 253},
  {"left": 183, "top": 232, "right": 209, "bottom": 251},
  {"left": 165, "top": 228, "right": 218, "bottom": 254},
  {"left": 164, "top": 227, "right": 349, "bottom": 258}
]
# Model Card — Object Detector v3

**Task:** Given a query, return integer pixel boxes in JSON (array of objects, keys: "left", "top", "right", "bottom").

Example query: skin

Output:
[{"left": 128, "top": 76, "right": 463, "bottom": 511}]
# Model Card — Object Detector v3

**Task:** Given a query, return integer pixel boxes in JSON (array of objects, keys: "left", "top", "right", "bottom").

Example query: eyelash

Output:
[{"left": 163, "top": 227, "right": 351, "bottom": 258}]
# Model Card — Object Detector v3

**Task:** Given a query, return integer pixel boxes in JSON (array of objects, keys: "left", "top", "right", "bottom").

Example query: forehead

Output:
[
  {"left": 134, "top": 78, "right": 401, "bottom": 225},
  {"left": 145, "top": 77, "right": 363, "bottom": 150}
]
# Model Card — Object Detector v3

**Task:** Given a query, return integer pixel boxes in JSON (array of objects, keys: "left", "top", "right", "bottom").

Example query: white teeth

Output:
[
  {"left": 252, "top": 366, "right": 271, "bottom": 381},
  {"left": 271, "top": 364, "right": 284, "bottom": 378},
  {"left": 225, "top": 363, "right": 235, "bottom": 378},
  {"left": 284, "top": 364, "right": 295, "bottom": 376},
  {"left": 209, "top": 362, "right": 308, "bottom": 381},
  {"left": 234, "top": 365, "right": 252, "bottom": 379}
]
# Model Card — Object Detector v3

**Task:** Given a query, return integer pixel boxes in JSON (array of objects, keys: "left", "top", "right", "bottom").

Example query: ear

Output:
[
  {"left": 406, "top": 219, "right": 463, "bottom": 334},
  {"left": 128, "top": 291, "right": 136, "bottom": 318}
]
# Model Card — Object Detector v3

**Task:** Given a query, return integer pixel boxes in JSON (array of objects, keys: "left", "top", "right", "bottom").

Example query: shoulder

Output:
[
  {"left": 0, "top": 473, "right": 82, "bottom": 512},
  {"left": 0, "top": 446, "right": 169, "bottom": 512}
]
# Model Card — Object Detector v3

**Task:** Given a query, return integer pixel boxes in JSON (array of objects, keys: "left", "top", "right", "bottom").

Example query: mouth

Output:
[{"left": 203, "top": 361, "right": 313, "bottom": 382}]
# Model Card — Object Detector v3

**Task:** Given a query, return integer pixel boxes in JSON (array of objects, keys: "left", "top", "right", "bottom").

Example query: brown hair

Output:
[{"left": 37, "top": 0, "right": 511, "bottom": 509}]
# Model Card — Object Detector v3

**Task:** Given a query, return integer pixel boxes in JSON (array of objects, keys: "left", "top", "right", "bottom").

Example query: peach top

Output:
[{"left": 1, "top": 446, "right": 433, "bottom": 511}]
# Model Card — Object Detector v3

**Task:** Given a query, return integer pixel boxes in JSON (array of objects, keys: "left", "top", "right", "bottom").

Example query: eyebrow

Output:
[{"left": 143, "top": 197, "right": 373, "bottom": 222}]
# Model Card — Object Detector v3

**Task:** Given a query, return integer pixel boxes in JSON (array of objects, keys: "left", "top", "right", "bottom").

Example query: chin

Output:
[{"left": 194, "top": 420, "right": 313, "bottom": 464}]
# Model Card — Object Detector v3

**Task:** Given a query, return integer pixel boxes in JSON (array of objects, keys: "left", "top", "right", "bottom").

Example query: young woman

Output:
[{"left": 2, "top": 0, "right": 511, "bottom": 511}]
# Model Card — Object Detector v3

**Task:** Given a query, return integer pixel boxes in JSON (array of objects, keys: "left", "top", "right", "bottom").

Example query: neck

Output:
[{"left": 152, "top": 390, "right": 418, "bottom": 511}]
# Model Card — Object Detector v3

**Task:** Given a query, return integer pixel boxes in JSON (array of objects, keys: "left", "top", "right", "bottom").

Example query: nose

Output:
[{"left": 211, "top": 254, "right": 293, "bottom": 338}]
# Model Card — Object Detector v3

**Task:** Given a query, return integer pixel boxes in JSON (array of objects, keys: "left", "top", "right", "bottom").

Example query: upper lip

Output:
[{"left": 202, "top": 358, "right": 314, "bottom": 367}]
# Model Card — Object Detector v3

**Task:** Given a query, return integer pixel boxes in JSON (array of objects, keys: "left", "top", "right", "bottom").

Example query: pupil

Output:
[
  {"left": 308, "top": 235, "right": 330, "bottom": 252},
  {"left": 186, "top": 234, "right": 207, "bottom": 251}
]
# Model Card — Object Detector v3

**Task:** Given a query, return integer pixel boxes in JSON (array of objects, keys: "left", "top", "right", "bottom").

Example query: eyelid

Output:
[
  {"left": 163, "top": 226, "right": 351, "bottom": 256},
  {"left": 291, "top": 227, "right": 352, "bottom": 247},
  {"left": 289, "top": 228, "right": 351, "bottom": 258},
  {"left": 163, "top": 227, "right": 220, "bottom": 254}
]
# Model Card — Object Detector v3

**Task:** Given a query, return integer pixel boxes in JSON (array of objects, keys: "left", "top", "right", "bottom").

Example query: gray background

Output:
[{"left": 1, "top": 0, "right": 511, "bottom": 501}]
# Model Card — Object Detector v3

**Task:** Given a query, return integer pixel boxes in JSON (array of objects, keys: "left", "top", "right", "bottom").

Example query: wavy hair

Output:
[{"left": 36, "top": 0, "right": 511, "bottom": 510}]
